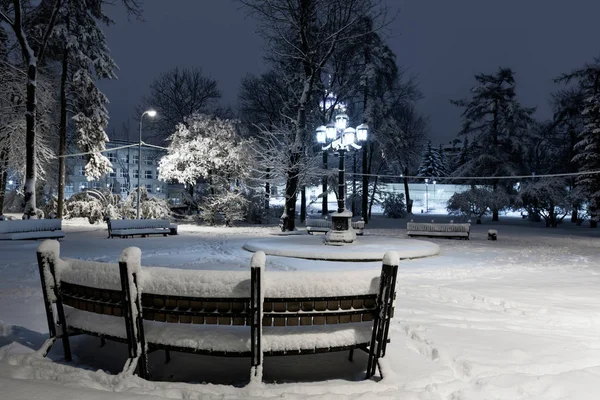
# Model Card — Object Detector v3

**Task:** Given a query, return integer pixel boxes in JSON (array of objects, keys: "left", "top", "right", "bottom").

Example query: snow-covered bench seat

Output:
[
  {"left": 36, "top": 241, "right": 398, "bottom": 383},
  {"left": 107, "top": 218, "right": 170, "bottom": 238},
  {"left": 305, "top": 218, "right": 365, "bottom": 235},
  {"left": 0, "top": 219, "right": 65, "bottom": 240},
  {"left": 406, "top": 222, "right": 470, "bottom": 239}
]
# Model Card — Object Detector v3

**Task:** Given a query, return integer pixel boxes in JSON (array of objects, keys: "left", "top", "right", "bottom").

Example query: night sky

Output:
[{"left": 100, "top": 0, "right": 600, "bottom": 145}]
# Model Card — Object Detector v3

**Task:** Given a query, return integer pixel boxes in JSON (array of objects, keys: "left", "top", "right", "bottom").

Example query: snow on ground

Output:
[{"left": 1, "top": 214, "right": 600, "bottom": 399}]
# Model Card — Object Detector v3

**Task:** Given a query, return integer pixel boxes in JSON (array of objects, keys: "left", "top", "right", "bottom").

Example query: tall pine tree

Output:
[
  {"left": 451, "top": 67, "right": 534, "bottom": 221},
  {"left": 418, "top": 140, "right": 444, "bottom": 178},
  {"left": 556, "top": 58, "right": 600, "bottom": 227}
]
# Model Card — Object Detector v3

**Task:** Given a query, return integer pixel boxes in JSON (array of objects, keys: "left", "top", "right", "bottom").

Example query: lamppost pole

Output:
[
  {"left": 137, "top": 110, "right": 156, "bottom": 219},
  {"left": 425, "top": 178, "right": 429, "bottom": 212},
  {"left": 322, "top": 150, "right": 328, "bottom": 216},
  {"left": 337, "top": 148, "right": 346, "bottom": 214}
]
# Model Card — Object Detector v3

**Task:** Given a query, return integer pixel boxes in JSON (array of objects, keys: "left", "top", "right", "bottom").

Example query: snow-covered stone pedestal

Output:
[{"left": 324, "top": 210, "right": 356, "bottom": 245}]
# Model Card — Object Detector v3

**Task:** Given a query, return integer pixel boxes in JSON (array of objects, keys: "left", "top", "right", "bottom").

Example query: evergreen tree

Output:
[
  {"left": 418, "top": 140, "right": 444, "bottom": 178},
  {"left": 451, "top": 67, "right": 535, "bottom": 221},
  {"left": 438, "top": 144, "right": 448, "bottom": 176},
  {"left": 556, "top": 57, "right": 600, "bottom": 227}
]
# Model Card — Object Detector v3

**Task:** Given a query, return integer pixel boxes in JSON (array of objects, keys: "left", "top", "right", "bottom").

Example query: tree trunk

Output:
[
  {"left": 0, "top": 149, "right": 8, "bottom": 214},
  {"left": 23, "top": 63, "right": 37, "bottom": 216},
  {"left": 264, "top": 168, "right": 270, "bottom": 211},
  {"left": 57, "top": 44, "right": 69, "bottom": 218},
  {"left": 352, "top": 152, "right": 357, "bottom": 215},
  {"left": 361, "top": 140, "right": 370, "bottom": 223},
  {"left": 403, "top": 166, "right": 412, "bottom": 214},
  {"left": 571, "top": 206, "right": 578, "bottom": 223},
  {"left": 492, "top": 182, "right": 499, "bottom": 221},
  {"left": 321, "top": 151, "right": 328, "bottom": 216},
  {"left": 368, "top": 173, "right": 379, "bottom": 219},
  {"left": 284, "top": 159, "right": 299, "bottom": 231},
  {"left": 300, "top": 186, "right": 306, "bottom": 223}
]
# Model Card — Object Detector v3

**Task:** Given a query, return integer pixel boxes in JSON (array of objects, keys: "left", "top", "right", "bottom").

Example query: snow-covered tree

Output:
[
  {"left": 418, "top": 140, "right": 444, "bottom": 178},
  {"left": 517, "top": 179, "right": 574, "bottom": 228},
  {"left": 0, "top": 0, "right": 63, "bottom": 215},
  {"left": 159, "top": 114, "right": 248, "bottom": 186},
  {"left": 240, "top": 0, "right": 384, "bottom": 231},
  {"left": 451, "top": 67, "right": 535, "bottom": 221},
  {"left": 555, "top": 58, "right": 600, "bottom": 227},
  {"left": 54, "top": 0, "right": 140, "bottom": 217},
  {"left": 446, "top": 187, "right": 506, "bottom": 223}
]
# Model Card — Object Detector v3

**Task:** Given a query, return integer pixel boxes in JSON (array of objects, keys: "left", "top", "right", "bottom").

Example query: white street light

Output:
[
  {"left": 8, "top": 180, "right": 13, "bottom": 185},
  {"left": 137, "top": 109, "right": 157, "bottom": 219},
  {"left": 315, "top": 112, "right": 368, "bottom": 244}
]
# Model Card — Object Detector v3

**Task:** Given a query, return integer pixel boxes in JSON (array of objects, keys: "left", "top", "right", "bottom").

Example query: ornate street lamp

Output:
[{"left": 316, "top": 113, "right": 367, "bottom": 244}]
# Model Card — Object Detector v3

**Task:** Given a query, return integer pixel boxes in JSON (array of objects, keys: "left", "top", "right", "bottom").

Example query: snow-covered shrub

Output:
[
  {"left": 517, "top": 179, "right": 573, "bottom": 228},
  {"left": 121, "top": 187, "right": 171, "bottom": 220},
  {"left": 382, "top": 193, "right": 406, "bottom": 219},
  {"left": 2, "top": 190, "right": 24, "bottom": 213},
  {"left": 243, "top": 189, "right": 270, "bottom": 224},
  {"left": 65, "top": 191, "right": 108, "bottom": 224},
  {"left": 447, "top": 188, "right": 500, "bottom": 222},
  {"left": 200, "top": 192, "right": 248, "bottom": 226}
]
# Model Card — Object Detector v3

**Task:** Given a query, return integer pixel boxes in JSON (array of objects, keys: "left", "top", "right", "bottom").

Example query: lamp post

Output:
[
  {"left": 433, "top": 180, "right": 436, "bottom": 210},
  {"left": 316, "top": 113, "right": 367, "bottom": 244},
  {"left": 137, "top": 109, "right": 157, "bottom": 219},
  {"left": 425, "top": 178, "right": 429, "bottom": 212}
]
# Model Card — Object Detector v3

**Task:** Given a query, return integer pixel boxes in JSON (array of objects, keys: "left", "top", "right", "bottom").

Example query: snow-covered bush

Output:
[
  {"left": 121, "top": 187, "right": 171, "bottom": 220},
  {"left": 200, "top": 192, "right": 248, "bottom": 226},
  {"left": 382, "top": 193, "right": 406, "bottom": 219},
  {"left": 65, "top": 191, "right": 109, "bottom": 224},
  {"left": 446, "top": 188, "right": 504, "bottom": 223},
  {"left": 517, "top": 179, "right": 573, "bottom": 228},
  {"left": 2, "top": 190, "right": 24, "bottom": 213}
]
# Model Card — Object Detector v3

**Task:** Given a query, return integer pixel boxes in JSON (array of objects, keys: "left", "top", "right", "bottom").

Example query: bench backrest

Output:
[
  {"left": 0, "top": 219, "right": 62, "bottom": 234},
  {"left": 407, "top": 222, "right": 470, "bottom": 233},
  {"left": 36, "top": 241, "right": 144, "bottom": 364},
  {"left": 109, "top": 219, "right": 170, "bottom": 230}
]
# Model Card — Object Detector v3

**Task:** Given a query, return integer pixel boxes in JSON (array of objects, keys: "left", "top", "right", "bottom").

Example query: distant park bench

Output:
[
  {"left": 36, "top": 240, "right": 398, "bottom": 383},
  {"left": 0, "top": 219, "right": 65, "bottom": 240},
  {"left": 106, "top": 218, "right": 173, "bottom": 238},
  {"left": 406, "top": 221, "right": 470, "bottom": 239},
  {"left": 305, "top": 217, "right": 366, "bottom": 236}
]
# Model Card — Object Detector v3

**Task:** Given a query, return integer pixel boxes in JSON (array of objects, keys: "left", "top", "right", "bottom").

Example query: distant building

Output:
[{"left": 65, "top": 139, "right": 183, "bottom": 201}]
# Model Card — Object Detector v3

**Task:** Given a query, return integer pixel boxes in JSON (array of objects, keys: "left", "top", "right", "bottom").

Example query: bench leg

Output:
[
  {"left": 165, "top": 350, "right": 171, "bottom": 364},
  {"left": 100, "top": 337, "right": 106, "bottom": 347},
  {"left": 348, "top": 348, "right": 354, "bottom": 362}
]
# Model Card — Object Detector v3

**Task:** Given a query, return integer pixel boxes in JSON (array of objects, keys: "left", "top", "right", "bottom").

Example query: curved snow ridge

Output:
[{"left": 243, "top": 236, "right": 440, "bottom": 261}]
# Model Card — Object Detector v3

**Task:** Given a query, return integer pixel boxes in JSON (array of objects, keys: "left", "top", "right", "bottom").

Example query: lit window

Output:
[{"left": 145, "top": 170, "right": 153, "bottom": 179}]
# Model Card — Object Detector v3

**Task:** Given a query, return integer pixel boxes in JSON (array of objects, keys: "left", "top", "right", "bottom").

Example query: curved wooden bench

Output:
[{"left": 36, "top": 241, "right": 398, "bottom": 383}]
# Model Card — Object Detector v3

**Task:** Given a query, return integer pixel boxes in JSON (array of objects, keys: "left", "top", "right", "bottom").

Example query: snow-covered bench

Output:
[
  {"left": 305, "top": 218, "right": 365, "bottom": 235},
  {"left": 106, "top": 218, "right": 171, "bottom": 238},
  {"left": 0, "top": 219, "right": 65, "bottom": 240},
  {"left": 36, "top": 241, "right": 398, "bottom": 383},
  {"left": 406, "top": 222, "right": 470, "bottom": 239}
]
